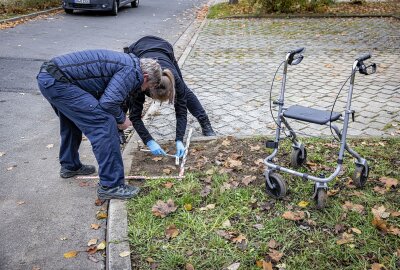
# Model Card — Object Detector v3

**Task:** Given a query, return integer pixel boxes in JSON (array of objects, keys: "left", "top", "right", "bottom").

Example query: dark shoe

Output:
[
  {"left": 60, "top": 164, "right": 96, "bottom": 178},
  {"left": 97, "top": 184, "right": 140, "bottom": 200},
  {"left": 200, "top": 122, "right": 216, "bottom": 136}
]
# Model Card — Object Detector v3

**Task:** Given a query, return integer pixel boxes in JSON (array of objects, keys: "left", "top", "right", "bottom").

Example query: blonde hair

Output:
[
  {"left": 139, "top": 58, "right": 162, "bottom": 87},
  {"left": 149, "top": 69, "right": 175, "bottom": 104}
]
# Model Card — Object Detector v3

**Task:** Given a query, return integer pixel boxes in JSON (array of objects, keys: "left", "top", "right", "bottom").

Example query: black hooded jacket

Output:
[{"left": 126, "top": 36, "right": 188, "bottom": 143}]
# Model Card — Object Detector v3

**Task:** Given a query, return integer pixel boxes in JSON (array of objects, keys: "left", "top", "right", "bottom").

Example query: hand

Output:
[
  {"left": 146, "top": 140, "right": 166, "bottom": 156},
  {"left": 175, "top": 140, "right": 185, "bottom": 158},
  {"left": 117, "top": 118, "right": 132, "bottom": 130}
]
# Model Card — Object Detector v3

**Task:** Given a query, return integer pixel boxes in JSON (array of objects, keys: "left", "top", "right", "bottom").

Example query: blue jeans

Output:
[{"left": 37, "top": 71, "right": 123, "bottom": 187}]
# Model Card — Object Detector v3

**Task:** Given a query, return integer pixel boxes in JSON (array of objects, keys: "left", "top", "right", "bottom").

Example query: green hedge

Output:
[
  {"left": 0, "top": 0, "right": 60, "bottom": 15},
  {"left": 247, "top": 0, "right": 334, "bottom": 14}
]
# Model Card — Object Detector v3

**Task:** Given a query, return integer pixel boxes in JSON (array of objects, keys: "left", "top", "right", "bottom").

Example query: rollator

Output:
[{"left": 263, "top": 48, "right": 377, "bottom": 209}]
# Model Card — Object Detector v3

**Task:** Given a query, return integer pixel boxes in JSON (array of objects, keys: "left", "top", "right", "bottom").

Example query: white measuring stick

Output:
[
  {"left": 179, "top": 128, "right": 193, "bottom": 177},
  {"left": 140, "top": 148, "right": 180, "bottom": 165}
]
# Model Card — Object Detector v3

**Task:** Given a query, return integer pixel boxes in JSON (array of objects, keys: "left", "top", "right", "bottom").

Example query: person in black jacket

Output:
[
  {"left": 37, "top": 49, "right": 162, "bottom": 200},
  {"left": 124, "top": 35, "right": 216, "bottom": 157}
]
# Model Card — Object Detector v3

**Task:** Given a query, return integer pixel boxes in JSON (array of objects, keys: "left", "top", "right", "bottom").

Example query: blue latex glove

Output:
[
  {"left": 146, "top": 140, "right": 166, "bottom": 156},
  {"left": 175, "top": 140, "right": 185, "bottom": 158}
]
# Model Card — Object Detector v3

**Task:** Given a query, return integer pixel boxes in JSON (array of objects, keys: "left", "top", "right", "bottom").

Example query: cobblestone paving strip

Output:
[{"left": 146, "top": 17, "right": 400, "bottom": 140}]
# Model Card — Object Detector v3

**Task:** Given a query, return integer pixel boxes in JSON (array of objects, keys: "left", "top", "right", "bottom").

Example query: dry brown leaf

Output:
[
  {"left": 119, "top": 251, "right": 130, "bottom": 257},
  {"left": 185, "top": 263, "right": 195, "bottom": 270},
  {"left": 94, "top": 198, "right": 105, "bottom": 206},
  {"left": 388, "top": 226, "right": 400, "bottom": 236},
  {"left": 232, "top": 234, "right": 247, "bottom": 244},
  {"left": 263, "top": 261, "right": 273, "bottom": 270},
  {"left": 372, "top": 217, "right": 388, "bottom": 233},
  {"left": 268, "top": 239, "right": 278, "bottom": 249},
  {"left": 336, "top": 232, "right": 354, "bottom": 245},
  {"left": 391, "top": 211, "right": 400, "bottom": 217},
  {"left": 221, "top": 219, "right": 231, "bottom": 228},
  {"left": 371, "top": 263, "right": 386, "bottom": 270},
  {"left": 268, "top": 249, "right": 283, "bottom": 262},
  {"left": 220, "top": 182, "right": 232, "bottom": 193},
  {"left": 165, "top": 224, "right": 180, "bottom": 239},
  {"left": 91, "top": 223, "right": 100, "bottom": 230},
  {"left": 97, "top": 240, "right": 106, "bottom": 250},
  {"left": 152, "top": 156, "right": 163, "bottom": 162},
  {"left": 351, "top": 227, "right": 362, "bottom": 235},
  {"left": 253, "top": 223, "right": 264, "bottom": 230},
  {"left": 250, "top": 145, "right": 261, "bottom": 151},
  {"left": 371, "top": 205, "right": 391, "bottom": 219},
  {"left": 225, "top": 157, "right": 242, "bottom": 168},
  {"left": 327, "top": 189, "right": 340, "bottom": 196},
  {"left": 87, "top": 246, "right": 97, "bottom": 255},
  {"left": 146, "top": 257, "right": 155, "bottom": 263},
  {"left": 163, "top": 168, "right": 171, "bottom": 175},
  {"left": 222, "top": 139, "right": 231, "bottom": 146},
  {"left": 63, "top": 250, "right": 78, "bottom": 258},
  {"left": 254, "top": 158, "right": 264, "bottom": 166},
  {"left": 227, "top": 262, "right": 240, "bottom": 270},
  {"left": 199, "top": 204, "right": 215, "bottom": 211},
  {"left": 200, "top": 185, "right": 211, "bottom": 197},
  {"left": 87, "top": 238, "right": 98, "bottom": 246},
  {"left": 164, "top": 182, "right": 174, "bottom": 189},
  {"left": 96, "top": 211, "right": 107, "bottom": 220},
  {"left": 373, "top": 186, "right": 386, "bottom": 195},
  {"left": 152, "top": 199, "right": 177, "bottom": 218},
  {"left": 379, "top": 177, "right": 398, "bottom": 188},
  {"left": 282, "top": 211, "right": 305, "bottom": 221},
  {"left": 342, "top": 201, "right": 364, "bottom": 213},
  {"left": 242, "top": 175, "right": 256, "bottom": 186}
]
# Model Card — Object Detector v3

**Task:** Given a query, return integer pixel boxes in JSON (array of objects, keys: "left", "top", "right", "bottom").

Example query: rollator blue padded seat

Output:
[{"left": 283, "top": 105, "right": 342, "bottom": 125}]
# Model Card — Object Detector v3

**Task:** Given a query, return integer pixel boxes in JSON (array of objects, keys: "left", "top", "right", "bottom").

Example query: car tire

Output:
[
  {"left": 64, "top": 8, "right": 74, "bottom": 14},
  {"left": 111, "top": 0, "right": 118, "bottom": 15},
  {"left": 131, "top": 0, "right": 139, "bottom": 8}
]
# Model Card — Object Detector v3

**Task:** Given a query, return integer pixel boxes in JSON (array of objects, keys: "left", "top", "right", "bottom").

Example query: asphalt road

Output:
[{"left": 0, "top": 0, "right": 207, "bottom": 269}]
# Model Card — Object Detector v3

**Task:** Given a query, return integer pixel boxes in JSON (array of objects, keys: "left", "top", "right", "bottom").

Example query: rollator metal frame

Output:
[{"left": 263, "top": 48, "right": 376, "bottom": 208}]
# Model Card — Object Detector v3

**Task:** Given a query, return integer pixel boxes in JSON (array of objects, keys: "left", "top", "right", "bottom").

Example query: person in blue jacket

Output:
[
  {"left": 37, "top": 49, "right": 162, "bottom": 200},
  {"left": 123, "top": 36, "right": 216, "bottom": 158}
]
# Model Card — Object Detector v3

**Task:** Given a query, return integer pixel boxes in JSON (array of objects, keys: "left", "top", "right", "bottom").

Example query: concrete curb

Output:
[
  {"left": 216, "top": 13, "right": 399, "bottom": 20},
  {"left": 0, "top": 7, "right": 63, "bottom": 24},
  {"left": 105, "top": 1, "right": 213, "bottom": 269}
]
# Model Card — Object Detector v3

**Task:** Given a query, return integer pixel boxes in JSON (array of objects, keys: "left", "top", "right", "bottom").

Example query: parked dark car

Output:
[{"left": 62, "top": 0, "right": 139, "bottom": 15}]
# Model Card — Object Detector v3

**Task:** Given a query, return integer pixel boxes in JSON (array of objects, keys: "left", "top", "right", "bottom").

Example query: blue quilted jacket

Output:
[{"left": 51, "top": 49, "right": 143, "bottom": 123}]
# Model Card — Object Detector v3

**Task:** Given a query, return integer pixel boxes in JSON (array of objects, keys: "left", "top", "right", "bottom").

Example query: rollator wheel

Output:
[
  {"left": 315, "top": 188, "right": 328, "bottom": 210},
  {"left": 352, "top": 164, "right": 369, "bottom": 188},
  {"left": 265, "top": 173, "right": 287, "bottom": 199},
  {"left": 290, "top": 148, "right": 307, "bottom": 168}
]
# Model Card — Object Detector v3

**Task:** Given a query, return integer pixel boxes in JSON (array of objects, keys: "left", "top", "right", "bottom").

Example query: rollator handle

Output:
[
  {"left": 356, "top": 53, "right": 371, "bottom": 62},
  {"left": 287, "top": 47, "right": 305, "bottom": 66}
]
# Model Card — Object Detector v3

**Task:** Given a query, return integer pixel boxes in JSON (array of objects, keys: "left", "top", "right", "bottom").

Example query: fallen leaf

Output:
[
  {"left": 32, "top": 266, "right": 40, "bottom": 270},
  {"left": 95, "top": 198, "right": 105, "bottom": 206},
  {"left": 336, "top": 232, "right": 354, "bottom": 245},
  {"left": 46, "top": 144, "right": 54, "bottom": 149},
  {"left": 253, "top": 224, "right": 264, "bottom": 230},
  {"left": 205, "top": 169, "right": 214, "bottom": 175},
  {"left": 221, "top": 219, "right": 231, "bottom": 228},
  {"left": 268, "top": 239, "right": 278, "bottom": 249},
  {"left": 379, "top": 177, "right": 398, "bottom": 188},
  {"left": 227, "top": 262, "right": 240, "bottom": 270},
  {"left": 351, "top": 227, "right": 362, "bottom": 234},
  {"left": 119, "top": 251, "right": 130, "bottom": 257},
  {"left": 324, "top": 63, "right": 334, "bottom": 68},
  {"left": 183, "top": 203, "right": 193, "bottom": 211},
  {"left": 334, "top": 224, "right": 346, "bottom": 234},
  {"left": 152, "top": 157, "right": 163, "bottom": 162},
  {"left": 185, "top": 263, "right": 195, "bottom": 270},
  {"left": 220, "top": 182, "right": 232, "bottom": 193},
  {"left": 262, "top": 261, "right": 273, "bottom": 270},
  {"left": 242, "top": 175, "right": 256, "bottom": 186},
  {"left": 163, "top": 168, "right": 171, "bottom": 175},
  {"left": 87, "top": 246, "right": 97, "bottom": 255},
  {"left": 250, "top": 145, "right": 261, "bottom": 151},
  {"left": 199, "top": 204, "right": 215, "bottom": 211},
  {"left": 254, "top": 158, "right": 264, "bottom": 166},
  {"left": 232, "top": 234, "right": 247, "bottom": 244},
  {"left": 152, "top": 199, "right": 178, "bottom": 218},
  {"left": 17, "top": 201, "right": 25, "bottom": 205},
  {"left": 164, "top": 182, "right": 174, "bottom": 188},
  {"left": 371, "top": 263, "right": 386, "bottom": 270},
  {"left": 282, "top": 211, "right": 305, "bottom": 221},
  {"left": 342, "top": 201, "right": 364, "bottom": 213},
  {"left": 146, "top": 257, "right": 155, "bottom": 263},
  {"left": 371, "top": 205, "right": 391, "bottom": 219},
  {"left": 327, "top": 189, "right": 340, "bottom": 196},
  {"left": 372, "top": 217, "right": 388, "bottom": 233},
  {"left": 97, "top": 240, "right": 106, "bottom": 250},
  {"left": 268, "top": 249, "right": 283, "bottom": 262},
  {"left": 391, "top": 211, "right": 400, "bottom": 217},
  {"left": 297, "top": 201, "right": 309, "bottom": 208},
  {"left": 96, "top": 211, "right": 107, "bottom": 220},
  {"left": 222, "top": 139, "right": 231, "bottom": 146},
  {"left": 224, "top": 157, "right": 242, "bottom": 169},
  {"left": 63, "top": 250, "right": 78, "bottom": 258},
  {"left": 373, "top": 186, "right": 386, "bottom": 194},
  {"left": 87, "top": 238, "right": 98, "bottom": 246},
  {"left": 91, "top": 223, "right": 100, "bottom": 230},
  {"left": 215, "top": 229, "right": 233, "bottom": 240},
  {"left": 200, "top": 185, "right": 211, "bottom": 197},
  {"left": 6, "top": 165, "right": 16, "bottom": 171}
]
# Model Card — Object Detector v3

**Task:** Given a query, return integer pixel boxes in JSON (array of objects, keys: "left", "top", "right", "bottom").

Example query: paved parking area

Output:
[{"left": 146, "top": 17, "right": 400, "bottom": 140}]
